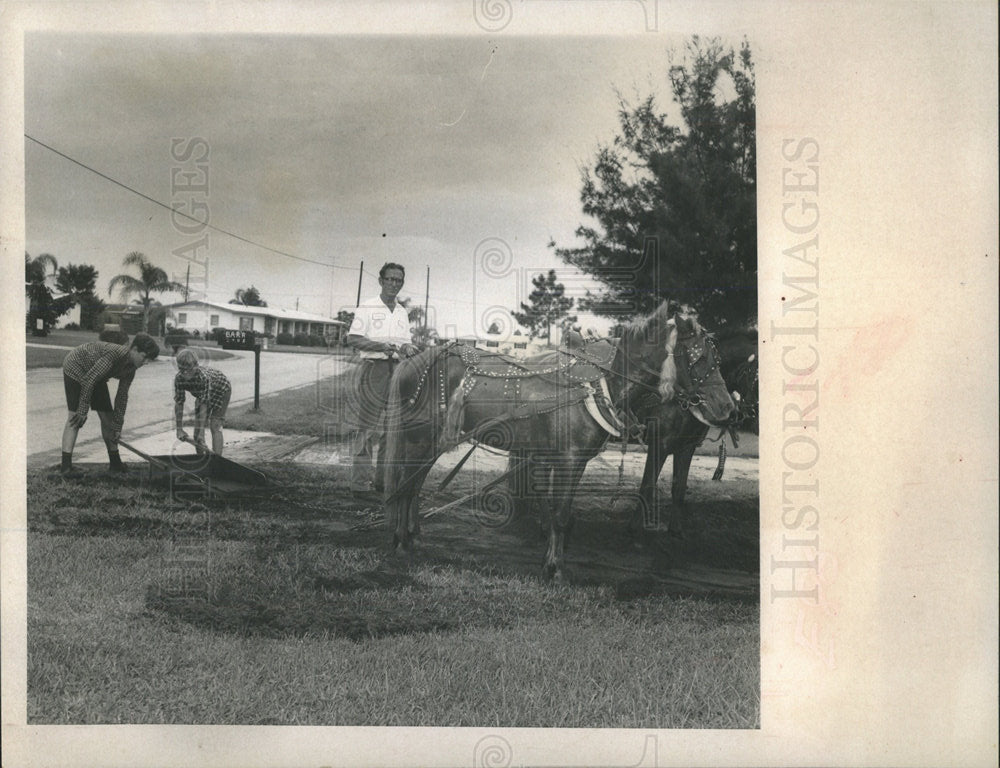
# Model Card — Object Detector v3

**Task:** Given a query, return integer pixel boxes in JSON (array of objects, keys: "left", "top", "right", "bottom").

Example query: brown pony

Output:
[
  {"left": 381, "top": 302, "right": 732, "bottom": 580},
  {"left": 629, "top": 325, "right": 756, "bottom": 538}
]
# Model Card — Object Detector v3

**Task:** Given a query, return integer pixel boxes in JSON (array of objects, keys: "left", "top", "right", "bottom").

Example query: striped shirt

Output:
[
  {"left": 174, "top": 366, "right": 232, "bottom": 413},
  {"left": 62, "top": 342, "right": 136, "bottom": 430}
]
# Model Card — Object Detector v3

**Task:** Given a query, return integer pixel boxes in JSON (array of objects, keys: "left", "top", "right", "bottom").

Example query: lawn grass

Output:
[
  {"left": 26, "top": 346, "right": 72, "bottom": 370},
  {"left": 29, "top": 534, "right": 758, "bottom": 726},
  {"left": 25, "top": 330, "right": 234, "bottom": 367},
  {"left": 225, "top": 366, "right": 357, "bottom": 438},
  {"left": 26, "top": 343, "right": 759, "bottom": 727},
  {"left": 26, "top": 468, "right": 759, "bottom": 726}
]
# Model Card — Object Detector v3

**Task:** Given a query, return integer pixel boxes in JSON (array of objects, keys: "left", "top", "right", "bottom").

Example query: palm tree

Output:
[
  {"left": 230, "top": 285, "right": 267, "bottom": 307},
  {"left": 25, "top": 252, "right": 59, "bottom": 335},
  {"left": 108, "top": 251, "right": 185, "bottom": 332}
]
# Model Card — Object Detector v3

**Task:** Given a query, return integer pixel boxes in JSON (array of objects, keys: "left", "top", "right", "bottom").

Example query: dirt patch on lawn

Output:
[{"left": 30, "top": 446, "right": 759, "bottom": 606}]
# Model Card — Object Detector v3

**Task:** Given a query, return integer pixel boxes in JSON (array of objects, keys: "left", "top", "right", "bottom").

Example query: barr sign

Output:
[{"left": 221, "top": 329, "right": 258, "bottom": 350}]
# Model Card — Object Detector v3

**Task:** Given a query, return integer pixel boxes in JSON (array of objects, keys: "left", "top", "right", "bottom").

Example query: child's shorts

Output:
[
  {"left": 195, "top": 389, "right": 231, "bottom": 423},
  {"left": 63, "top": 374, "right": 113, "bottom": 413}
]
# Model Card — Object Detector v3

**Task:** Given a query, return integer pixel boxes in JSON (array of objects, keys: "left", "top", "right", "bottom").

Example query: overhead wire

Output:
[
  {"left": 25, "top": 134, "right": 505, "bottom": 314},
  {"left": 25, "top": 133, "right": 358, "bottom": 271}
]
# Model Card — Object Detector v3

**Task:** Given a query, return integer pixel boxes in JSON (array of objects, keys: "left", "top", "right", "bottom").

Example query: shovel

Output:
[{"left": 178, "top": 433, "right": 268, "bottom": 486}]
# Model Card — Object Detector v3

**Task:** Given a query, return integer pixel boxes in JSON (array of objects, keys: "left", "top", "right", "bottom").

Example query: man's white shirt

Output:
[{"left": 349, "top": 295, "right": 412, "bottom": 359}]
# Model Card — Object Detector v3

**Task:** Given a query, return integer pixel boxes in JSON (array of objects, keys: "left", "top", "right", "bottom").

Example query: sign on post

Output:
[
  {"left": 220, "top": 329, "right": 262, "bottom": 409},
  {"left": 220, "top": 329, "right": 258, "bottom": 351}
]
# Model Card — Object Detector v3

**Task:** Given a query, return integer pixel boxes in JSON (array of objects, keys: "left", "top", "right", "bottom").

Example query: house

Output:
[
  {"left": 440, "top": 330, "right": 547, "bottom": 359},
  {"left": 478, "top": 331, "right": 547, "bottom": 358},
  {"left": 164, "top": 300, "right": 347, "bottom": 341}
]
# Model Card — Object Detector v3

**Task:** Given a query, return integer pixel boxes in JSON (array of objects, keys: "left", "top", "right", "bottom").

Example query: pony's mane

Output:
[
  {"left": 656, "top": 310, "right": 703, "bottom": 402},
  {"left": 622, "top": 300, "right": 673, "bottom": 338}
]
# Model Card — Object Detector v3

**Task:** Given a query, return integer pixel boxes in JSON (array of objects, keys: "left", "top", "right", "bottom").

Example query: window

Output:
[
  {"left": 514, "top": 342, "right": 527, "bottom": 349},
  {"left": 210, "top": 315, "right": 219, "bottom": 326},
  {"left": 177, "top": 312, "right": 187, "bottom": 324},
  {"left": 239, "top": 317, "right": 253, "bottom": 331},
  {"left": 486, "top": 340, "right": 499, "bottom": 348}
]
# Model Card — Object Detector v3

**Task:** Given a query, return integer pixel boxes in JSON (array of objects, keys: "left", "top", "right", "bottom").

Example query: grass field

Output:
[
  {"left": 224, "top": 370, "right": 357, "bottom": 438},
  {"left": 26, "top": 365, "right": 760, "bottom": 727},
  {"left": 25, "top": 330, "right": 234, "bottom": 368}
]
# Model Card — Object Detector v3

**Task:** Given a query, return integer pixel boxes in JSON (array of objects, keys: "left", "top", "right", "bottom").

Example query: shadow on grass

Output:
[{"left": 145, "top": 569, "right": 452, "bottom": 641}]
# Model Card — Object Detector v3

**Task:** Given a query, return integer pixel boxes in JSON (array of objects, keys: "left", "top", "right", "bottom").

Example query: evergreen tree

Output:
[
  {"left": 553, "top": 36, "right": 756, "bottom": 329},
  {"left": 511, "top": 270, "right": 575, "bottom": 346}
]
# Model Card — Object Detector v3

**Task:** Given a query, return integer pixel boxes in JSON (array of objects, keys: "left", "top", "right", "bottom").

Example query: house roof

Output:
[{"left": 166, "top": 300, "right": 346, "bottom": 325}]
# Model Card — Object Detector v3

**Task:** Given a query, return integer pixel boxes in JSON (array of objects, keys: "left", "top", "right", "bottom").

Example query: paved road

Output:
[{"left": 25, "top": 349, "right": 353, "bottom": 460}]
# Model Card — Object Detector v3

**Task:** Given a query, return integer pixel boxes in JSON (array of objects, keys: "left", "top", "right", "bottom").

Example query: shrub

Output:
[
  {"left": 165, "top": 330, "right": 190, "bottom": 352},
  {"left": 63, "top": 323, "right": 81, "bottom": 330},
  {"left": 293, "top": 332, "right": 311, "bottom": 346},
  {"left": 276, "top": 332, "right": 294, "bottom": 346},
  {"left": 209, "top": 327, "right": 229, "bottom": 344},
  {"left": 309, "top": 334, "right": 327, "bottom": 347},
  {"left": 99, "top": 329, "right": 129, "bottom": 345}
]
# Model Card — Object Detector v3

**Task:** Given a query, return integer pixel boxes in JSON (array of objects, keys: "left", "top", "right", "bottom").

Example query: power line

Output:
[{"left": 25, "top": 133, "right": 355, "bottom": 271}]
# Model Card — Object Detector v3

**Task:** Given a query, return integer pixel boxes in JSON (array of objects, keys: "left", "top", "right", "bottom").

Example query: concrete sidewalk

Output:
[{"left": 74, "top": 428, "right": 319, "bottom": 466}]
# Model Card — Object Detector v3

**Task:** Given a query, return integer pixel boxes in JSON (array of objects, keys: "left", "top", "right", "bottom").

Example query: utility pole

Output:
[
  {"left": 330, "top": 264, "right": 337, "bottom": 317},
  {"left": 424, "top": 265, "right": 430, "bottom": 329},
  {"left": 356, "top": 260, "right": 364, "bottom": 307},
  {"left": 184, "top": 264, "right": 190, "bottom": 302}
]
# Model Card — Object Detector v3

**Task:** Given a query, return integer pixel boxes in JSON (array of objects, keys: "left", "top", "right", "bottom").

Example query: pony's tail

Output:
[{"left": 438, "top": 383, "right": 467, "bottom": 452}]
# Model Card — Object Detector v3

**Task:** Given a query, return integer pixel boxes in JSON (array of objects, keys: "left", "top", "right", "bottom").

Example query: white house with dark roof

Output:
[{"left": 164, "top": 300, "right": 347, "bottom": 340}]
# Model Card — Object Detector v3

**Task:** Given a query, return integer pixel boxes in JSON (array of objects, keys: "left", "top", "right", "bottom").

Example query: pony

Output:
[
  {"left": 630, "top": 324, "right": 758, "bottom": 537},
  {"left": 380, "top": 302, "right": 734, "bottom": 580},
  {"left": 714, "top": 326, "right": 759, "bottom": 434}
]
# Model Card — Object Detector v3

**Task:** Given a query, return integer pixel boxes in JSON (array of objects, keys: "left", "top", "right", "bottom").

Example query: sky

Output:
[{"left": 25, "top": 33, "right": 685, "bottom": 337}]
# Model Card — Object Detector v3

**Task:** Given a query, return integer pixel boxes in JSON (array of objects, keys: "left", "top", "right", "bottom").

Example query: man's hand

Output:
[
  {"left": 398, "top": 343, "right": 421, "bottom": 358},
  {"left": 68, "top": 413, "right": 87, "bottom": 429},
  {"left": 176, "top": 428, "right": 189, "bottom": 443}
]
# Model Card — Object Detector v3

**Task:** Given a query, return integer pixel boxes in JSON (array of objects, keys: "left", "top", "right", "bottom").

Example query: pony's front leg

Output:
[
  {"left": 402, "top": 458, "right": 435, "bottom": 546},
  {"left": 667, "top": 443, "right": 697, "bottom": 538},
  {"left": 383, "top": 435, "right": 426, "bottom": 553},
  {"left": 634, "top": 432, "right": 669, "bottom": 538},
  {"left": 541, "top": 458, "right": 588, "bottom": 582}
]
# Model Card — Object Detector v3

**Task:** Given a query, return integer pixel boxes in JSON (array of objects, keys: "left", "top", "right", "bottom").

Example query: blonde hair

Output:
[
  {"left": 176, "top": 348, "right": 199, "bottom": 368},
  {"left": 658, "top": 320, "right": 678, "bottom": 401}
]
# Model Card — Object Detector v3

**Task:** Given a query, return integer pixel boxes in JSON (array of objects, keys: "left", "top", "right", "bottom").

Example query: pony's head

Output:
[
  {"left": 619, "top": 301, "right": 676, "bottom": 390},
  {"left": 659, "top": 313, "right": 735, "bottom": 426}
]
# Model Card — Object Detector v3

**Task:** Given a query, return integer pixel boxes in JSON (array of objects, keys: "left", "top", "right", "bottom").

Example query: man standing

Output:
[
  {"left": 345, "top": 262, "right": 420, "bottom": 498},
  {"left": 60, "top": 332, "right": 160, "bottom": 476}
]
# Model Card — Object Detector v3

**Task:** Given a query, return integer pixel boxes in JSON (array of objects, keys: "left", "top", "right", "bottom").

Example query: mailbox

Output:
[{"left": 221, "top": 329, "right": 258, "bottom": 351}]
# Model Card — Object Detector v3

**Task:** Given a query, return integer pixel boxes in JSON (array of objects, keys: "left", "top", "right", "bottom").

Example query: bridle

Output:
[{"left": 672, "top": 333, "right": 724, "bottom": 413}]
